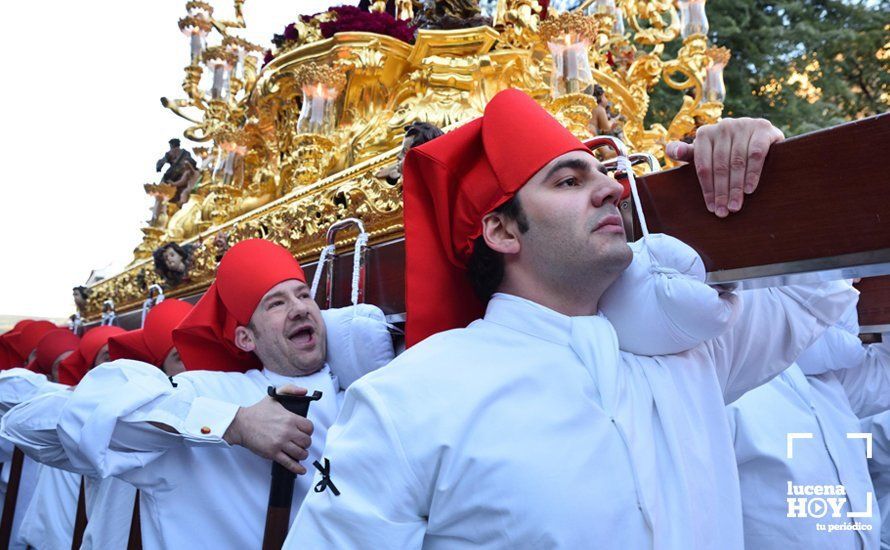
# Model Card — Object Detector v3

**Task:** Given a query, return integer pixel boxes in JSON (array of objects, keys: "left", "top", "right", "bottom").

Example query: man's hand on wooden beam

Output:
[{"left": 665, "top": 118, "right": 785, "bottom": 218}]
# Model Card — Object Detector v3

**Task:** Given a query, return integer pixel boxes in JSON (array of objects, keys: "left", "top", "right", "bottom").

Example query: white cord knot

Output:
[{"left": 616, "top": 156, "right": 650, "bottom": 239}]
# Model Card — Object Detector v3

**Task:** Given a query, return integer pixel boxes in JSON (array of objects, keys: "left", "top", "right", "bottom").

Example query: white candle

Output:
[
  {"left": 211, "top": 65, "right": 226, "bottom": 99},
  {"left": 310, "top": 84, "right": 326, "bottom": 132},
  {"left": 566, "top": 44, "right": 580, "bottom": 81},
  {"left": 235, "top": 49, "right": 246, "bottom": 79},
  {"left": 189, "top": 33, "right": 204, "bottom": 64}
]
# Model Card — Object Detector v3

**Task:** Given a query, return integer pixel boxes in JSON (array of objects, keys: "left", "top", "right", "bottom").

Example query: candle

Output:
[
  {"left": 234, "top": 49, "right": 246, "bottom": 79},
  {"left": 310, "top": 83, "right": 326, "bottom": 133},
  {"left": 211, "top": 64, "right": 226, "bottom": 99},
  {"left": 189, "top": 33, "right": 204, "bottom": 64},
  {"left": 679, "top": 0, "right": 709, "bottom": 38},
  {"left": 566, "top": 43, "right": 580, "bottom": 82}
]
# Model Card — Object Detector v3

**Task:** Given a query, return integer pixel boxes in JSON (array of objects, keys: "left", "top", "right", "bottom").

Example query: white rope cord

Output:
[
  {"left": 350, "top": 232, "right": 370, "bottom": 306},
  {"left": 141, "top": 300, "right": 152, "bottom": 328},
  {"left": 617, "top": 156, "right": 650, "bottom": 239},
  {"left": 140, "top": 288, "right": 165, "bottom": 328},
  {"left": 310, "top": 244, "right": 336, "bottom": 300}
]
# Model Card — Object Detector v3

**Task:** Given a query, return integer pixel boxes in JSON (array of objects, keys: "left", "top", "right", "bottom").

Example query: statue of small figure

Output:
[
  {"left": 395, "top": 0, "right": 415, "bottom": 20},
  {"left": 376, "top": 121, "right": 444, "bottom": 185},
  {"left": 414, "top": 0, "right": 492, "bottom": 29},
  {"left": 213, "top": 231, "right": 231, "bottom": 263},
  {"left": 72, "top": 286, "right": 90, "bottom": 317},
  {"left": 155, "top": 138, "right": 198, "bottom": 205},
  {"left": 585, "top": 84, "right": 627, "bottom": 159},
  {"left": 152, "top": 242, "right": 194, "bottom": 287}
]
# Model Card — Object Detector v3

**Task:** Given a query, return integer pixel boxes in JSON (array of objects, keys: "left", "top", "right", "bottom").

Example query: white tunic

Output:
[
  {"left": 56, "top": 363, "right": 342, "bottom": 549},
  {"left": 727, "top": 362, "right": 883, "bottom": 550},
  {"left": 0, "top": 368, "right": 66, "bottom": 548},
  {"left": 290, "top": 283, "right": 855, "bottom": 549},
  {"left": 16, "top": 463, "right": 79, "bottom": 550},
  {"left": 1, "top": 389, "right": 144, "bottom": 550},
  {"left": 81, "top": 476, "right": 138, "bottom": 550}
]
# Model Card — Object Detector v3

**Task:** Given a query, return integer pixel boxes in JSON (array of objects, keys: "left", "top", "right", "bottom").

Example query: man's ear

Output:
[
  {"left": 233, "top": 325, "right": 256, "bottom": 353},
  {"left": 481, "top": 211, "right": 521, "bottom": 256}
]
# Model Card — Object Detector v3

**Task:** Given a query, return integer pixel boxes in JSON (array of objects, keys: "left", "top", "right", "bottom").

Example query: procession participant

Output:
[
  {"left": 860, "top": 405, "right": 890, "bottom": 550},
  {"left": 4, "top": 321, "right": 57, "bottom": 370},
  {"left": 0, "top": 320, "right": 34, "bottom": 371},
  {"left": 8, "top": 323, "right": 145, "bottom": 550},
  {"left": 10, "top": 329, "right": 80, "bottom": 550},
  {"left": 2, "top": 309, "right": 192, "bottom": 550},
  {"left": 25, "top": 329, "right": 80, "bottom": 381},
  {"left": 108, "top": 298, "right": 193, "bottom": 376},
  {"left": 0, "top": 326, "right": 122, "bottom": 549},
  {"left": 56, "top": 326, "right": 124, "bottom": 386},
  {"left": 728, "top": 300, "right": 890, "bottom": 550},
  {"left": 52, "top": 238, "right": 394, "bottom": 549},
  {"left": 288, "top": 88, "right": 856, "bottom": 549},
  {"left": 0, "top": 328, "right": 77, "bottom": 536}
]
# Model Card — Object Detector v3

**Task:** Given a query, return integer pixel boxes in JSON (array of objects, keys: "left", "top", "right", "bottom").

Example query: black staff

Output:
[
  {"left": 261, "top": 387, "right": 322, "bottom": 550},
  {"left": 0, "top": 448, "right": 25, "bottom": 547}
]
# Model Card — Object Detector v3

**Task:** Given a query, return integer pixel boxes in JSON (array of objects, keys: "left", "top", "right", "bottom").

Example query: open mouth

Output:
[{"left": 288, "top": 325, "right": 316, "bottom": 347}]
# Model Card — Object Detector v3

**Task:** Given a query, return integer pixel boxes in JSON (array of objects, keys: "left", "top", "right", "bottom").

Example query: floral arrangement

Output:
[
  {"left": 271, "top": 23, "right": 301, "bottom": 49},
  {"left": 305, "top": 6, "right": 416, "bottom": 44},
  {"left": 264, "top": 5, "right": 416, "bottom": 67}
]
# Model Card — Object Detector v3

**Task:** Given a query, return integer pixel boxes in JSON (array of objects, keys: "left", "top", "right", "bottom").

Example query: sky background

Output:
[{"left": 0, "top": 0, "right": 350, "bottom": 320}]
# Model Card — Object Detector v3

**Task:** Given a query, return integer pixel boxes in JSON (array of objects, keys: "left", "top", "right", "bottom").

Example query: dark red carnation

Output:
[
  {"left": 317, "top": 5, "right": 416, "bottom": 44},
  {"left": 283, "top": 22, "right": 299, "bottom": 41}
]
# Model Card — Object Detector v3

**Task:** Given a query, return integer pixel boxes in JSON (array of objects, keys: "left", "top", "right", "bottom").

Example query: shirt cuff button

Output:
[{"left": 201, "top": 426, "right": 211, "bottom": 435}]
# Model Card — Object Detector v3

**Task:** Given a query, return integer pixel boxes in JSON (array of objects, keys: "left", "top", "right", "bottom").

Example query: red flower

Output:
[
  {"left": 311, "top": 5, "right": 416, "bottom": 44},
  {"left": 283, "top": 23, "right": 299, "bottom": 41}
]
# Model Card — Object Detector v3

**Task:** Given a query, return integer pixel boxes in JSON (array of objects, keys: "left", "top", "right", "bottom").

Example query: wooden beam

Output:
[
  {"left": 635, "top": 113, "right": 890, "bottom": 288},
  {"left": 856, "top": 276, "right": 890, "bottom": 334}
]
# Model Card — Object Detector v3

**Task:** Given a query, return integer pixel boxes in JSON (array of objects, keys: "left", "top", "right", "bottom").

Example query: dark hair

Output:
[
  {"left": 593, "top": 84, "right": 605, "bottom": 100},
  {"left": 466, "top": 195, "right": 529, "bottom": 302},
  {"left": 152, "top": 242, "right": 191, "bottom": 286},
  {"left": 72, "top": 286, "right": 90, "bottom": 298},
  {"left": 169, "top": 138, "right": 181, "bottom": 147},
  {"left": 404, "top": 122, "right": 444, "bottom": 147}
]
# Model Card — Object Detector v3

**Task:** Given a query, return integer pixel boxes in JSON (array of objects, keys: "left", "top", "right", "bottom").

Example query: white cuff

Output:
[{"left": 180, "top": 396, "right": 239, "bottom": 445}]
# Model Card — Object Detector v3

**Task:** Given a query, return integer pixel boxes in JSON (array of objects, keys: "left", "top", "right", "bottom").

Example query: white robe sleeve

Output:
[
  {"left": 288, "top": 382, "right": 427, "bottom": 548},
  {"left": 834, "top": 336, "right": 890, "bottom": 418},
  {"left": 0, "top": 368, "right": 66, "bottom": 415},
  {"left": 707, "top": 281, "right": 857, "bottom": 404},
  {"left": 795, "top": 323, "right": 867, "bottom": 376},
  {"left": 57, "top": 359, "right": 239, "bottom": 478},
  {"left": 0, "top": 390, "right": 76, "bottom": 471}
]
